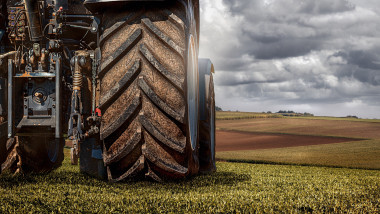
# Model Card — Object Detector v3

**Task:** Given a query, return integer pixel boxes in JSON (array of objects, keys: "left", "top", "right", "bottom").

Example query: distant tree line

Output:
[
  {"left": 277, "top": 110, "right": 295, "bottom": 114},
  {"left": 276, "top": 110, "right": 314, "bottom": 117},
  {"left": 215, "top": 106, "right": 223, "bottom": 111}
]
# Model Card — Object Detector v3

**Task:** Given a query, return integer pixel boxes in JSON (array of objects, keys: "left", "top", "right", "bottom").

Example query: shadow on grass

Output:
[{"left": 0, "top": 170, "right": 251, "bottom": 189}]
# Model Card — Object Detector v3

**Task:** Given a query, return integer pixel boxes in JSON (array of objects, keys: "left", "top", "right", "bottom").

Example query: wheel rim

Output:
[
  {"left": 47, "top": 138, "right": 59, "bottom": 163},
  {"left": 187, "top": 34, "right": 198, "bottom": 150}
]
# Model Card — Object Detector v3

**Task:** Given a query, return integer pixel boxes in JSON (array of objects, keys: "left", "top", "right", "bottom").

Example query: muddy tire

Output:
[
  {"left": 99, "top": 1, "right": 200, "bottom": 181},
  {"left": 198, "top": 59, "right": 216, "bottom": 173},
  {"left": 1, "top": 136, "right": 64, "bottom": 174}
]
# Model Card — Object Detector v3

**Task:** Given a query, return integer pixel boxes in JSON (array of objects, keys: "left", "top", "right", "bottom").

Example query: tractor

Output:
[{"left": 0, "top": 0, "right": 215, "bottom": 182}]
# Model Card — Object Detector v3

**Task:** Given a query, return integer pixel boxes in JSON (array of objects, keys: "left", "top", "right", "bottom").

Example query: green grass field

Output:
[{"left": 0, "top": 152, "right": 379, "bottom": 213}]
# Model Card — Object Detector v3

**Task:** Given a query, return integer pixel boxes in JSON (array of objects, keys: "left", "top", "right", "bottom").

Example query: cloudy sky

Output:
[{"left": 198, "top": 0, "right": 380, "bottom": 119}]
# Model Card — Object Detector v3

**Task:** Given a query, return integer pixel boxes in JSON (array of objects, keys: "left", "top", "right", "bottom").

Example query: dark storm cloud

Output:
[
  {"left": 224, "top": 0, "right": 355, "bottom": 15},
  {"left": 199, "top": 0, "right": 380, "bottom": 118}
]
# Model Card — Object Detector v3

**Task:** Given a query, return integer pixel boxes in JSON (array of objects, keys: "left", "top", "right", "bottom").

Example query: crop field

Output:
[
  {"left": 216, "top": 111, "right": 380, "bottom": 123},
  {"left": 216, "top": 113, "right": 380, "bottom": 170},
  {"left": 0, "top": 151, "right": 379, "bottom": 213},
  {"left": 1, "top": 112, "right": 379, "bottom": 212},
  {"left": 216, "top": 117, "right": 380, "bottom": 139},
  {"left": 216, "top": 111, "right": 283, "bottom": 120},
  {"left": 217, "top": 138, "right": 380, "bottom": 169}
]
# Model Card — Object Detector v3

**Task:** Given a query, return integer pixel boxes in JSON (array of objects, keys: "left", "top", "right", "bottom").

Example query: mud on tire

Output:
[{"left": 99, "top": 1, "right": 200, "bottom": 181}]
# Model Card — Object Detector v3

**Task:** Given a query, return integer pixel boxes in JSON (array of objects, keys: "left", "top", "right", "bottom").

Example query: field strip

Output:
[
  {"left": 216, "top": 118, "right": 380, "bottom": 140},
  {"left": 216, "top": 139, "right": 380, "bottom": 170},
  {"left": 216, "top": 130, "right": 364, "bottom": 152},
  {"left": 282, "top": 116, "right": 380, "bottom": 123},
  {"left": 216, "top": 111, "right": 380, "bottom": 123},
  {"left": 216, "top": 127, "right": 368, "bottom": 140}
]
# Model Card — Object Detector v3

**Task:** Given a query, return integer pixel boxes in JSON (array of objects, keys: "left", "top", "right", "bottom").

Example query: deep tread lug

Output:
[
  {"left": 100, "top": 11, "right": 141, "bottom": 46},
  {"left": 1, "top": 149, "right": 17, "bottom": 172},
  {"left": 141, "top": 18, "right": 185, "bottom": 57},
  {"left": 165, "top": 10, "right": 185, "bottom": 31},
  {"left": 109, "top": 155, "right": 145, "bottom": 182},
  {"left": 103, "top": 128, "right": 142, "bottom": 165},
  {"left": 139, "top": 44, "right": 184, "bottom": 91},
  {"left": 98, "top": 29, "right": 142, "bottom": 78},
  {"left": 145, "top": 167, "right": 162, "bottom": 182},
  {"left": 140, "top": 114, "right": 185, "bottom": 153},
  {"left": 101, "top": 95, "right": 141, "bottom": 140},
  {"left": 6, "top": 138, "right": 15, "bottom": 150},
  {"left": 99, "top": 59, "right": 141, "bottom": 110},
  {"left": 138, "top": 76, "right": 184, "bottom": 123},
  {"left": 144, "top": 143, "right": 187, "bottom": 176}
]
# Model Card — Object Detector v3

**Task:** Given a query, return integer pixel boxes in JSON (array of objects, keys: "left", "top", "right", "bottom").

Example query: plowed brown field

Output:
[
  {"left": 216, "top": 130, "right": 360, "bottom": 152},
  {"left": 216, "top": 118, "right": 380, "bottom": 139}
]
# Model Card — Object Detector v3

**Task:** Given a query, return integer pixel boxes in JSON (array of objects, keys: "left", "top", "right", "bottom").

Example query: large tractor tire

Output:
[
  {"left": 1, "top": 136, "right": 64, "bottom": 174},
  {"left": 198, "top": 59, "right": 216, "bottom": 173},
  {"left": 99, "top": 1, "right": 200, "bottom": 181}
]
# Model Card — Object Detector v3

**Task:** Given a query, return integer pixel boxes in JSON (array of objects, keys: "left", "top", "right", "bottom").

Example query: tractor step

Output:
[{"left": 79, "top": 138, "right": 107, "bottom": 179}]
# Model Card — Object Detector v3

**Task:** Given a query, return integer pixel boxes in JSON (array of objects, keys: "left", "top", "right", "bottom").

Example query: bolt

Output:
[
  {"left": 52, "top": 104, "right": 55, "bottom": 108},
  {"left": 24, "top": 105, "right": 27, "bottom": 109},
  {"left": 34, "top": 92, "right": 43, "bottom": 98}
]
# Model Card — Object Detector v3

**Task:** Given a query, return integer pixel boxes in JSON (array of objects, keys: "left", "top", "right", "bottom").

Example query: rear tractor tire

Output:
[
  {"left": 99, "top": 1, "right": 200, "bottom": 181},
  {"left": 1, "top": 136, "right": 64, "bottom": 174}
]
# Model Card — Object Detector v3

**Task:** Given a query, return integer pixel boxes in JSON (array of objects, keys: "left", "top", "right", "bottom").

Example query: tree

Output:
[{"left": 215, "top": 106, "right": 223, "bottom": 111}]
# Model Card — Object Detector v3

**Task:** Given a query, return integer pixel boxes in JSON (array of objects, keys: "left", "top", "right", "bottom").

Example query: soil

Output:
[{"left": 216, "top": 130, "right": 360, "bottom": 152}]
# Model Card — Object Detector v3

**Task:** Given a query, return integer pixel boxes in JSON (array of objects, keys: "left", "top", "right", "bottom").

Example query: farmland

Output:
[
  {"left": 0, "top": 111, "right": 379, "bottom": 212},
  {"left": 216, "top": 112, "right": 380, "bottom": 169},
  {"left": 216, "top": 111, "right": 380, "bottom": 123},
  {"left": 0, "top": 152, "right": 379, "bottom": 213}
]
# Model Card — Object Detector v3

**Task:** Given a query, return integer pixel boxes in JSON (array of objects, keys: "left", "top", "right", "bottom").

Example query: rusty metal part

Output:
[
  {"left": 0, "top": 51, "right": 17, "bottom": 59},
  {"left": 40, "top": 49, "right": 47, "bottom": 69},
  {"left": 67, "top": 52, "right": 93, "bottom": 156},
  {"left": 70, "top": 146, "right": 79, "bottom": 165},
  {"left": 71, "top": 51, "right": 91, "bottom": 91},
  {"left": 15, "top": 72, "right": 55, "bottom": 78},
  {"left": 7, "top": 59, "right": 13, "bottom": 139},
  {"left": 73, "top": 68, "right": 83, "bottom": 91},
  {"left": 23, "top": 0, "right": 43, "bottom": 41}
]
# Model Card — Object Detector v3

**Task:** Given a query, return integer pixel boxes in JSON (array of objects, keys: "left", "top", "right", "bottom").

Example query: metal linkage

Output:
[
  {"left": 7, "top": 59, "right": 13, "bottom": 138},
  {"left": 67, "top": 51, "right": 93, "bottom": 165},
  {"left": 55, "top": 56, "right": 61, "bottom": 138}
]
